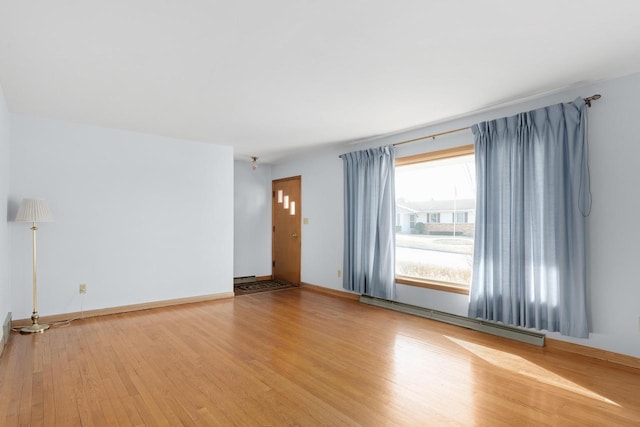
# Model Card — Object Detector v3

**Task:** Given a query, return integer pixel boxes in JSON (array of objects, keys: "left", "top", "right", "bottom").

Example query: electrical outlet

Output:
[
  {"left": 337, "top": 269, "right": 342, "bottom": 278},
  {"left": 79, "top": 284, "right": 87, "bottom": 294}
]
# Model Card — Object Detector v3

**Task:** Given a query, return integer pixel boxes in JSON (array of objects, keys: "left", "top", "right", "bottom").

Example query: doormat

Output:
[{"left": 234, "top": 280, "right": 298, "bottom": 296}]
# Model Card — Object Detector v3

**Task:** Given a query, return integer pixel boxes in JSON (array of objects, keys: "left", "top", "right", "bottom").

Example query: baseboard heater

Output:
[
  {"left": 1, "top": 312, "right": 11, "bottom": 358},
  {"left": 359, "top": 295, "right": 545, "bottom": 347}
]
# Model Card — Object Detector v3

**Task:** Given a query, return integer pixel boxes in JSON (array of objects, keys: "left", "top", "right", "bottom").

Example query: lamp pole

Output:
[{"left": 21, "top": 221, "right": 49, "bottom": 334}]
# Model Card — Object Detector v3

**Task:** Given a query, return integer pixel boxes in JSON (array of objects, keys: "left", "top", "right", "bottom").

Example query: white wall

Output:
[
  {"left": 9, "top": 116, "right": 234, "bottom": 318},
  {"left": 272, "top": 146, "right": 345, "bottom": 290},
  {"left": 273, "top": 72, "right": 640, "bottom": 358},
  {"left": 233, "top": 160, "right": 272, "bottom": 278},
  {"left": 0, "top": 84, "right": 10, "bottom": 324}
]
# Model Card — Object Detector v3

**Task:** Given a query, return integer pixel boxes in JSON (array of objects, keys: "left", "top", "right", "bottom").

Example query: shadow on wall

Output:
[{"left": 6, "top": 198, "right": 21, "bottom": 221}]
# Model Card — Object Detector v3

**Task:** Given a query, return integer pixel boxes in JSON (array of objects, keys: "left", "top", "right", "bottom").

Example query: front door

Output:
[{"left": 272, "top": 176, "right": 301, "bottom": 284}]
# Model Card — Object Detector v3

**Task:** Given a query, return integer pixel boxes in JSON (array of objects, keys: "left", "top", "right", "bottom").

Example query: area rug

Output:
[{"left": 234, "top": 280, "right": 298, "bottom": 296}]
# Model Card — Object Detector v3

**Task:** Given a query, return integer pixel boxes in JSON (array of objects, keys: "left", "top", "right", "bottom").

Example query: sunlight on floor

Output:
[
  {"left": 444, "top": 336, "right": 620, "bottom": 407},
  {"left": 391, "top": 334, "right": 475, "bottom": 424}
]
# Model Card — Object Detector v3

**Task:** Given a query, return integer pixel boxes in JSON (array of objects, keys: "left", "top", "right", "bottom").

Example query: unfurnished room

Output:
[{"left": 0, "top": 1, "right": 639, "bottom": 426}]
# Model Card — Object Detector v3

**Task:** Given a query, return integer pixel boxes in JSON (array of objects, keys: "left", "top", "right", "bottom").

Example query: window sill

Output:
[{"left": 396, "top": 276, "right": 470, "bottom": 295}]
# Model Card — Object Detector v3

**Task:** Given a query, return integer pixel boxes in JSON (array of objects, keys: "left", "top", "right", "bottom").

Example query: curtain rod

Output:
[
  {"left": 391, "top": 93, "right": 602, "bottom": 148},
  {"left": 393, "top": 126, "right": 471, "bottom": 147}
]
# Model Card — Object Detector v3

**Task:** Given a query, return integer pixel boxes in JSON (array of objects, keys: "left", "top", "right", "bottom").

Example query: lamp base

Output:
[
  {"left": 20, "top": 323, "right": 50, "bottom": 334},
  {"left": 20, "top": 312, "right": 49, "bottom": 334}
]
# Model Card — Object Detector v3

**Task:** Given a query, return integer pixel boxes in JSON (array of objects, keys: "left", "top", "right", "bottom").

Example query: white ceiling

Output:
[{"left": 2, "top": 1, "right": 640, "bottom": 162}]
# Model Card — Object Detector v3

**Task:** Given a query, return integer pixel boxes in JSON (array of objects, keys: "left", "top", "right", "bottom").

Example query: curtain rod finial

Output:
[{"left": 584, "top": 94, "right": 601, "bottom": 107}]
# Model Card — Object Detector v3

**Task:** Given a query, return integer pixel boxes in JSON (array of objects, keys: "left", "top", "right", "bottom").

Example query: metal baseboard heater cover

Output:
[
  {"left": 360, "top": 295, "right": 545, "bottom": 347},
  {"left": 1, "top": 312, "right": 11, "bottom": 357}
]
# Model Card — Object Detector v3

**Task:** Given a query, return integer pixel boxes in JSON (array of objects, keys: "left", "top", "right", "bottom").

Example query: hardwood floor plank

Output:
[{"left": 1, "top": 288, "right": 639, "bottom": 426}]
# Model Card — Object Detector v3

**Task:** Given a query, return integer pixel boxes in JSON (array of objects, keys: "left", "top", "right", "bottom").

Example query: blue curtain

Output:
[
  {"left": 341, "top": 145, "right": 397, "bottom": 299},
  {"left": 468, "top": 98, "right": 591, "bottom": 338}
]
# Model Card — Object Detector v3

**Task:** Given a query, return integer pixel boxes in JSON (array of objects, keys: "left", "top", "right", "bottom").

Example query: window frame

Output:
[{"left": 395, "top": 144, "right": 475, "bottom": 295}]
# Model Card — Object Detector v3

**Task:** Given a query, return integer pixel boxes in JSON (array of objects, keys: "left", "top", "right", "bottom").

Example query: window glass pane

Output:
[{"left": 395, "top": 153, "right": 475, "bottom": 287}]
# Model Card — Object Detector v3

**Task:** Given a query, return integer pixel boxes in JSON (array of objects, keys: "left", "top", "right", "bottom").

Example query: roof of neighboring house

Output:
[
  {"left": 396, "top": 204, "right": 418, "bottom": 214},
  {"left": 398, "top": 199, "right": 475, "bottom": 212}
]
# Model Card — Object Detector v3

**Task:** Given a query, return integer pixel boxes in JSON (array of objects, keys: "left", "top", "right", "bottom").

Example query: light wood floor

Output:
[{"left": 1, "top": 288, "right": 639, "bottom": 426}]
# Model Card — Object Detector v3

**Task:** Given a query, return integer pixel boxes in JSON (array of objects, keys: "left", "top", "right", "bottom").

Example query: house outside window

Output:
[
  {"left": 455, "top": 211, "right": 467, "bottom": 224},
  {"left": 395, "top": 145, "right": 475, "bottom": 294}
]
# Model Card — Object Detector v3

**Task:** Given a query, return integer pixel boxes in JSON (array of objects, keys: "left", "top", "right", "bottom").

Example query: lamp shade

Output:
[{"left": 15, "top": 198, "right": 54, "bottom": 222}]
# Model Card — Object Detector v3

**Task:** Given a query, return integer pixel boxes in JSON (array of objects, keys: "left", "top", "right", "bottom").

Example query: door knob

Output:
[{"left": 292, "top": 233, "right": 298, "bottom": 238}]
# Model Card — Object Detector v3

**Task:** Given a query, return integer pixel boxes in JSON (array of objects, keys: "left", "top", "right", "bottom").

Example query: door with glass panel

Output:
[{"left": 272, "top": 176, "right": 301, "bottom": 284}]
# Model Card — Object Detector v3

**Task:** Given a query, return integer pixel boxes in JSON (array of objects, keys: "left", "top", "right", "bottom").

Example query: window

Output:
[
  {"left": 395, "top": 145, "right": 475, "bottom": 294},
  {"left": 455, "top": 212, "right": 467, "bottom": 224}
]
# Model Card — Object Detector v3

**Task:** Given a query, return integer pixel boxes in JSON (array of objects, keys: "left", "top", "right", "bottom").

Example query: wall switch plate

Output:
[
  {"left": 303, "top": 217, "right": 309, "bottom": 224},
  {"left": 337, "top": 269, "right": 342, "bottom": 278},
  {"left": 79, "top": 284, "right": 87, "bottom": 294}
]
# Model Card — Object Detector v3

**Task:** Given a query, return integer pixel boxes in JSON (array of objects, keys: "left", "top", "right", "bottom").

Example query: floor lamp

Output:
[{"left": 15, "top": 198, "right": 54, "bottom": 334}]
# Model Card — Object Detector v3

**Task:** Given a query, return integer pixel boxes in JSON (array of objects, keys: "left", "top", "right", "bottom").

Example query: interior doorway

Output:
[{"left": 272, "top": 176, "right": 301, "bottom": 284}]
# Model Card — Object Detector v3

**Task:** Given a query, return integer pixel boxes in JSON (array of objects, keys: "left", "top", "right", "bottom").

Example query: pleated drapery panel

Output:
[
  {"left": 468, "top": 98, "right": 591, "bottom": 338},
  {"left": 341, "top": 145, "right": 397, "bottom": 299}
]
